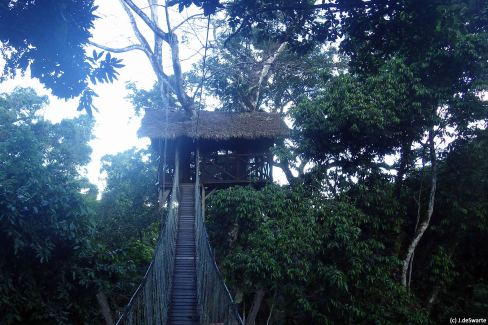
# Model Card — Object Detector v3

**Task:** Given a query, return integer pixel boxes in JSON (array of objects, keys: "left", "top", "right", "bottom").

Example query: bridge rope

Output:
[
  {"left": 116, "top": 156, "right": 180, "bottom": 325},
  {"left": 195, "top": 149, "right": 243, "bottom": 325},
  {"left": 116, "top": 148, "right": 243, "bottom": 325}
]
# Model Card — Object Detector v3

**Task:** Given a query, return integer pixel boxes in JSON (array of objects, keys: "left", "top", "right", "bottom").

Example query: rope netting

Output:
[
  {"left": 195, "top": 150, "right": 244, "bottom": 325},
  {"left": 116, "top": 166, "right": 180, "bottom": 325}
]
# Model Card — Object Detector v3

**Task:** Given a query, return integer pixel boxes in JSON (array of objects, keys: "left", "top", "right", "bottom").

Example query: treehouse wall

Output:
[{"left": 153, "top": 137, "right": 274, "bottom": 189}]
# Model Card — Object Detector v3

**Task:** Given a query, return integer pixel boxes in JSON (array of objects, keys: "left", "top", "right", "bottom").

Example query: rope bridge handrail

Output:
[
  {"left": 195, "top": 150, "right": 244, "bottom": 325},
  {"left": 116, "top": 148, "right": 243, "bottom": 325},
  {"left": 194, "top": 186, "right": 244, "bottom": 325},
  {"left": 115, "top": 168, "right": 180, "bottom": 324}
]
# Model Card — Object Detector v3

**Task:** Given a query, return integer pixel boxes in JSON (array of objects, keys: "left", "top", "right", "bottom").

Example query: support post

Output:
[
  {"left": 174, "top": 144, "right": 180, "bottom": 191},
  {"left": 269, "top": 154, "right": 273, "bottom": 182},
  {"left": 195, "top": 147, "right": 201, "bottom": 211},
  {"left": 202, "top": 185, "right": 206, "bottom": 221}
]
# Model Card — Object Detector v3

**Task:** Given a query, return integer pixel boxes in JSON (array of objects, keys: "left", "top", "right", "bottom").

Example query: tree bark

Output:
[
  {"left": 117, "top": 0, "right": 191, "bottom": 113},
  {"left": 407, "top": 250, "right": 414, "bottom": 291},
  {"left": 401, "top": 130, "right": 437, "bottom": 287},
  {"left": 164, "top": 2, "right": 192, "bottom": 113},
  {"left": 96, "top": 291, "right": 114, "bottom": 325},
  {"left": 246, "top": 289, "right": 265, "bottom": 325},
  {"left": 253, "top": 42, "right": 287, "bottom": 111},
  {"left": 275, "top": 160, "right": 295, "bottom": 184}
]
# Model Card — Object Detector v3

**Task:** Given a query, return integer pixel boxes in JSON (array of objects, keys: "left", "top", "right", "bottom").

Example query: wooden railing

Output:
[
  {"left": 200, "top": 153, "right": 272, "bottom": 184},
  {"left": 159, "top": 152, "right": 272, "bottom": 188}
]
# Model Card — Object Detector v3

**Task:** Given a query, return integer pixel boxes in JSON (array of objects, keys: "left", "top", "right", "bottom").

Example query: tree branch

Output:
[
  {"left": 96, "top": 292, "right": 114, "bottom": 325},
  {"left": 164, "top": 1, "right": 192, "bottom": 113},
  {"left": 253, "top": 42, "right": 287, "bottom": 111},
  {"left": 121, "top": 0, "right": 170, "bottom": 42},
  {"left": 171, "top": 13, "right": 205, "bottom": 33},
  {"left": 274, "top": 160, "right": 296, "bottom": 184},
  {"left": 119, "top": 0, "right": 175, "bottom": 99},
  {"left": 149, "top": 0, "right": 163, "bottom": 67},
  {"left": 121, "top": 0, "right": 192, "bottom": 112},
  {"left": 246, "top": 289, "right": 265, "bottom": 325},
  {"left": 87, "top": 41, "right": 148, "bottom": 54},
  {"left": 253, "top": 3, "right": 336, "bottom": 13},
  {"left": 192, "top": 15, "right": 211, "bottom": 101},
  {"left": 180, "top": 47, "right": 205, "bottom": 62},
  {"left": 163, "top": 0, "right": 172, "bottom": 33},
  {"left": 119, "top": 0, "right": 154, "bottom": 55}
]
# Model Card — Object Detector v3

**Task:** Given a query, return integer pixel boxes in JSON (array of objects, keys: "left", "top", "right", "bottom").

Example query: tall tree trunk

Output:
[
  {"left": 407, "top": 250, "right": 414, "bottom": 291},
  {"left": 407, "top": 175, "right": 425, "bottom": 290},
  {"left": 246, "top": 289, "right": 265, "bottom": 325},
  {"left": 253, "top": 42, "right": 287, "bottom": 111},
  {"left": 276, "top": 160, "right": 295, "bottom": 184},
  {"left": 96, "top": 291, "right": 114, "bottom": 325},
  {"left": 401, "top": 130, "right": 437, "bottom": 287}
]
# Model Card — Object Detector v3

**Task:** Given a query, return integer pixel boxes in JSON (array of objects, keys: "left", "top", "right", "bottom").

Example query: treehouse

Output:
[{"left": 139, "top": 110, "right": 289, "bottom": 190}]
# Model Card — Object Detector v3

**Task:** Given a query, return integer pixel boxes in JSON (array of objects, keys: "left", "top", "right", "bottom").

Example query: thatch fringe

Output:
[{"left": 139, "top": 110, "right": 289, "bottom": 140}]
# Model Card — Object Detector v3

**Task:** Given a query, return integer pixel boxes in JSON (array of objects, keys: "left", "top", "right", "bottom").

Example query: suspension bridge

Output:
[
  {"left": 115, "top": 152, "right": 243, "bottom": 325},
  {"left": 116, "top": 110, "right": 288, "bottom": 325}
]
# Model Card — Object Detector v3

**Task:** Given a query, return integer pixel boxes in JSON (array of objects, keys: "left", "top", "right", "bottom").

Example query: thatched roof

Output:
[{"left": 138, "top": 110, "right": 289, "bottom": 140}]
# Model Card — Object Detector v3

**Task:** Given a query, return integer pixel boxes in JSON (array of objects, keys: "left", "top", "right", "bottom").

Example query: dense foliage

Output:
[
  {"left": 93, "top": 149, "right": 160, "bottom": 312},
  {"left": 1, "top": 0, "right": 488, "bottom": 324},
  {"left": 0, "top": 89, "right": 159, "bottom": 324},
  {"left": 207, "top": 185, "right": 428, "bottom": 324},
  {"left": 198, "top": 0, "right": 488, "bottom": 323},
  {"left": 204, "top": 130, "right": 488, "bottom": 323},
  {"left": 0, "top": 1, "right": 97, "bottom": 98},
  {"left": 0, "top": 88, "right": 98, "bottom": 323},
  {"left": 0, "top": 1, "right": 124, "bottom": 114}
]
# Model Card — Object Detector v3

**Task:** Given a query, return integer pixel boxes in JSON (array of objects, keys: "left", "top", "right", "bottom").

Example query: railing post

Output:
[
  {"left": 174, "top": 145, "right": 180, "bottom": 198},
  {"left": 194, "top": 146, "right": 203, "bottom": 322},
  {"left": 195, "top": 147, "right": 200, "bottom": 211},
  {"left": 202, "top": 186, "right": 206, "bottom": 221}
]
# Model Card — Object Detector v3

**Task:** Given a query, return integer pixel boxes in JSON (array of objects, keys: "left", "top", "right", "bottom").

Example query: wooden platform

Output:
[{"left": 168, "top": 184, "right": 199, "bottom": 325}]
